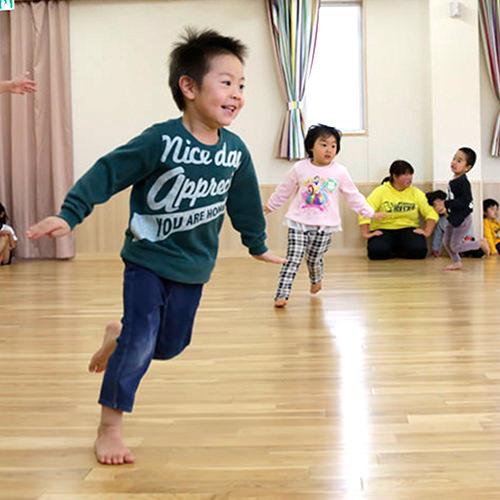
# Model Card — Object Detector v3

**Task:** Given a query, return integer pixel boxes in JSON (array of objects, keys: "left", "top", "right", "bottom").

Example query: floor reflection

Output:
[{"left": 326, "top": 313, "right": 368, "bottom": 494}]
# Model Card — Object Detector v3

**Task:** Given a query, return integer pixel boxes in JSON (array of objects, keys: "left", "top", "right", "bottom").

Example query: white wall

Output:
[
  {"left": 69, "top": 0, "right": 433, "bottom": 185},
  {"left": 363, "top": 0, "right": 432, "bottom": 183},
  {"left": 480, "top": 40, "right": 500, "bottom": 183},
  {"left": 428, "top": 0, "right": 482, "bottom": 183},
  {"left": 69, "top": 0, "right": 286, "bottom": 183}
]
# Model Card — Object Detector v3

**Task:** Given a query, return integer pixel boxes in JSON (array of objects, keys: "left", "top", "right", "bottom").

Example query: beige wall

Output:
[
  {"left": 68, "top": 0, "right": 433, "bottom": 185},
  {"left": 68, "top": 0, "right": 500, "bottom": 253}
]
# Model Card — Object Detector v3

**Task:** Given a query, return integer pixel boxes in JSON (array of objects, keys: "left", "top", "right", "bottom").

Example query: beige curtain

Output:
[{"left": 0, "top": 1, "right": 74, "bottom": 259}]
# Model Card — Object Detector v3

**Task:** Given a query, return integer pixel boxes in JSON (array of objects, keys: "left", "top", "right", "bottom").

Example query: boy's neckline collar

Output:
[{"left": 178, "top": 116, "right": 223, "bottom": 147}]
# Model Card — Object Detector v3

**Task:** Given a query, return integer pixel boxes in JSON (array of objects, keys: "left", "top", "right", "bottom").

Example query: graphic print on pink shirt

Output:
[{"left": 301, "top": 176, "right": 338, "bottom": 211}]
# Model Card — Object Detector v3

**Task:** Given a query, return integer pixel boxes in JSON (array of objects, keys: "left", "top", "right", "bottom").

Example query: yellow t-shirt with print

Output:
[
  {"left": 359, "top": 181, "right": 439, "bottom": 230},
  {"left": 483, "top": 217, "right": 500, "bottom": 254}
]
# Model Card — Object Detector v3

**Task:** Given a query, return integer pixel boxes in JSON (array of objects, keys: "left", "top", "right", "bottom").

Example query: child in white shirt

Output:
[{"left": 264, "top": 124, "right": 385, "bottom": 307}]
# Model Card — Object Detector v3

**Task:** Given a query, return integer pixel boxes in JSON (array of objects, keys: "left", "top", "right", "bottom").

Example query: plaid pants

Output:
[{"left": 275, "top": 228, "right": 332, "bottom": 300}]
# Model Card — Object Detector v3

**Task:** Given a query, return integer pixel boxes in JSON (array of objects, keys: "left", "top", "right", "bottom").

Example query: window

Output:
[{"left": 304, "top": 1, "right": 365, "bottom": 134}]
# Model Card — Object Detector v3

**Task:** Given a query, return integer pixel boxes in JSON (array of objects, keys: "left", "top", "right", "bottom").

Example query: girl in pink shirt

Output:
[{"left": 265, "top": 124, "right": 385, "bottom": 307}]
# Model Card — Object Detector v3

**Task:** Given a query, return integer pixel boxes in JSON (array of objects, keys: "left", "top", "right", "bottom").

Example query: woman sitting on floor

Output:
[{"left": 359, "top": 160, "right": 438, "bottom": 260}]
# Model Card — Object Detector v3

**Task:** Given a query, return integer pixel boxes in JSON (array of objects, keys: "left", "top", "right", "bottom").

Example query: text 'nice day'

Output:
[{"left": 161, "top": 136, "right": 243, "bottom": 169}]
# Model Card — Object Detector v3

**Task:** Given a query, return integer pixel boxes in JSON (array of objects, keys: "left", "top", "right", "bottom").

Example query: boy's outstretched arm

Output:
[
  {"left": 252, "top": 250, "right": 287, "bottom": 264},
  {"left": 27, "top": 216, "right": 71, "bottom": 240}
]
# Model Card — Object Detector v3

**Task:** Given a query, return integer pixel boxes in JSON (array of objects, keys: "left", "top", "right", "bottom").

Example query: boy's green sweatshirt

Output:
[{"left": 58, "top": 118, "right": 268, "bottom": 284}]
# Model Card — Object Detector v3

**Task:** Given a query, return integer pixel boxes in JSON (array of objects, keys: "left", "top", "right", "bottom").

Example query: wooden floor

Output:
[{"left": 1, "top": 253, "right": 500, "bottom": 500}]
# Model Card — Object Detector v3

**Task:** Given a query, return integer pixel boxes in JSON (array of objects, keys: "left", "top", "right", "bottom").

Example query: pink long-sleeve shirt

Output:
[{"left": 267, "top": 159, "right": 374, "bottom": 229}]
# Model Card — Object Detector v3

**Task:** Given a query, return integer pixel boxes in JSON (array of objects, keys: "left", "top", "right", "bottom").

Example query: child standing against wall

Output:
[
  {"left": 437, "top": 147, "right": 490, "bottom": 270},
  {"left": 27, "top": 29, "right": 284, "bottom": 465},
  {"left": 264, "top": 124, "right": 385, "bottom": 307}
]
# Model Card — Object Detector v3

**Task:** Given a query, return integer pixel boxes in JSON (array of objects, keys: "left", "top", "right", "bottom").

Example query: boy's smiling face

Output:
[{"left": 189, "top": 53, "right": 245, "bottom": 130}]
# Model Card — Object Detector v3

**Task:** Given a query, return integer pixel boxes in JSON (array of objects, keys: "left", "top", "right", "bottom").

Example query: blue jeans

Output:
[{"left": 99, "top": 261, "right": 203, "bottom": 412}]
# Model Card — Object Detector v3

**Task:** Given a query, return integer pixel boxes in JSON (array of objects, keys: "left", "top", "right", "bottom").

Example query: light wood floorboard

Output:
[{"left": 1, "top": 254, "right": 500, "bottom": 499}]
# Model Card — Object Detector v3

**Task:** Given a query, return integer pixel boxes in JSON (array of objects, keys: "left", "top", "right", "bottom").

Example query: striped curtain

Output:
[
  {"left": 479, "top": 0, "right": 500, "bottom": 156},
  {"left": 267, "top": 0, "right": 319, "bottom": 160}
]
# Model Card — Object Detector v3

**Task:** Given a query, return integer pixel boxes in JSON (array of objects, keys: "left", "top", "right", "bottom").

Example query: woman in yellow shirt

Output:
[{"left": 359, "top": 160, "right": 439, "bottom": 260}]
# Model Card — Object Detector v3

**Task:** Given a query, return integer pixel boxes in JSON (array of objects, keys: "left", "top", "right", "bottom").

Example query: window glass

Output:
[{"left": 304, "top": 2, "right": 365, "bottom": 133}]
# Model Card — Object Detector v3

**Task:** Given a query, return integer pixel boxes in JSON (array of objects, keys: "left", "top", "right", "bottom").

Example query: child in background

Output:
[
  {"left": 426, "top": 189, "right": 483, "bottom": 258},
  {"left": 0, "top": 202, "right": 17, "bottom": 265},
  {"left": 28, "top": 29, "right": 284, "bottom": 466},
  {"left": 264, "top": 124, "right": 385, "bottom": 308},
  {"left": 426, "top": 190, "right": 448, "bottom": 257},
  {"left": 483, "top": 198, "right": 500, "bottom": 256},
  {"left": 439, "top": 147, "right": 490, "bottom": 270}
]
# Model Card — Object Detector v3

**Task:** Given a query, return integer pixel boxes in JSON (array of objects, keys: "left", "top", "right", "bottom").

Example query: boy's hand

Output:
[
  {"left": 252, "top": 250, "right": 287, "bottom": 264},
  {"left": 433, "top": 199, "right": 447, "bottom": 215},
  {"left": 263, "top": 205, "right": 271, "bottom": 215},
  {"left": 27, "top": 216, "right": 71, "bottom": 239},
  {"left": 371, "top": 212, "right": 386, "bottom": 221}
]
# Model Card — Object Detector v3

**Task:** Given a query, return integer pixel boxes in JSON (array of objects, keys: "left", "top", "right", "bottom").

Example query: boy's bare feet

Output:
[
  {"left": 95, "top": 407, "right": 135, "bottom": 465},
  {"left": 444, "top": 262, "right": 462, "bottom": 271},
  {"left": 310, "top": 282, "right": 322, "bottom": 294},
  {"left": 274, "top": 297, "right": 287, "bottom": 308},
  {"left": 95, "top": 425, "right": 135, "bottom": 465},
  {"left": 479, "top": 238, "right": 491, "bottom": 257},
  {"left": 88, "top": 322, "right": 121, "bottom": 373}
]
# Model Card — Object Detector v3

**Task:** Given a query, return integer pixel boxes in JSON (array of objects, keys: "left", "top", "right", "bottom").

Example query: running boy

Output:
[
  {"left": 440, "top": 147, "right": 490, "bottom": 270},
  {"left": 27, "top": 29, "right": 284, "bottom": 465}
]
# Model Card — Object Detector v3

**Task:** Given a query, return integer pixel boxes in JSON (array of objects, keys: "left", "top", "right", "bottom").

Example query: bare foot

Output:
[
  {"left": 444, "top": 262, "right": 462, "bottom": 271},
  {"left": 95, "top": 424, "right": 135, "bottom": 465},
  {"left": 310, "top": 282, "right": 322, "bottom": 294},
  {"left": 479, "top": 238, "right": 491, "bottom": 257},
  {"left": 274, "top": 297, "right": 288, "bottom": 308},
  {"left": 88, "top": 322, "right": 121, "bottom": 373}
]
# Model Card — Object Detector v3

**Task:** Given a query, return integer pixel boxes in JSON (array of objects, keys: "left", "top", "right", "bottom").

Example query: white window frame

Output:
[{"left": 304, "top": 0, "right": 367, "bottom": 135}]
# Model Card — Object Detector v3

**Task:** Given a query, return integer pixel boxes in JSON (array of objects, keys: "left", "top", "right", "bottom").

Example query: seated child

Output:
[
  {"left": 426, "top": 189, "right": 483, "bottom": 258},
  {"left": 426, "top": 190, "right": 447, "bottom": 257},
  {"left": 0, "top": 202, "right": 17, "bottom": 265},
  {"left": 483, "top": 198, "right": 500, "bottom": 256}
]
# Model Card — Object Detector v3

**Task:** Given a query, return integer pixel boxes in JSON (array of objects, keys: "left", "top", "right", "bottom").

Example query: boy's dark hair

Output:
[
  {"left": 459, "top": 146, "right": 476, "bottom": 167},
  {"left": 168, "top": 28, "right": 248, "bottom": 111},
  {"left": 426, "top": 189, "right": 447, "bottom": 206},
  {"left": 0, "top": 202, "right": 7, "bottom": 225},
  {"left": 381, "top": 160, "right": 414, "bottom": 184},
  {"left": 483, "top": 198, "right": 499, "bottom": 215},
  {"left": 304, "top": 124, "right": 342, "bottom": 159}
]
